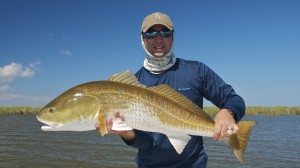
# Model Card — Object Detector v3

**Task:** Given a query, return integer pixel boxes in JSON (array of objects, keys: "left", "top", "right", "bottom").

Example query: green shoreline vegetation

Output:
[
  {"left": 0, "top": 106, "right": 42, "bottom": 115},
  {"left": 0, "top": 106, "right": 299, "bottom": 115},
  {"left": 204, "top": 106, "right": 300, "bottom": 116}
]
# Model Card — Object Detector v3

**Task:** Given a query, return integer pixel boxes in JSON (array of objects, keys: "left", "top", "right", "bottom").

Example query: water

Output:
[
  {"left": 0, "top": 115, "right": 299, "bottom": 168},
  {"left": 204, "top": 116, "right": 300, "bottom": 167}
]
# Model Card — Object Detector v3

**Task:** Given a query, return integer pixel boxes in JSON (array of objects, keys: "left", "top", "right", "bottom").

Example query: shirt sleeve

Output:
[
  {"left": 199, "top": 63, "right": 245, "bottom": 121},
  {"left": 122, "top": 129, "right": 154, "bottom": 150}
]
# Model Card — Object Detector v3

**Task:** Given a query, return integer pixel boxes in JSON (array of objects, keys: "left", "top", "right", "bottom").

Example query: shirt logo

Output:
[{"left": 177, "top": 87, "right": 191, "bottom": 91}]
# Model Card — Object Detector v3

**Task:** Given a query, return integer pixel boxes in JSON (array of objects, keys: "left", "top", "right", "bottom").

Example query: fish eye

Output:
[{"left": 48, "top": 107, "right": 56, "bottom": 113}]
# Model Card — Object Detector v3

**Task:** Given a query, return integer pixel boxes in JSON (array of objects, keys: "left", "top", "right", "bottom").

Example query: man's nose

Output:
[{"left": 154, "top": 33, "right": 164, "bottom": 42}]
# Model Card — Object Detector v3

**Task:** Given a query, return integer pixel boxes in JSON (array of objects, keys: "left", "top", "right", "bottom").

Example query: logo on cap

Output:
[{"left": 155, "top": 13, "right": 161, "bottom": 19}]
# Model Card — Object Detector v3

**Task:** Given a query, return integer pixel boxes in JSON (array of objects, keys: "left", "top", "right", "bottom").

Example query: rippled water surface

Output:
[{"left": 0, "top": 115, "right": 299, "bottom": 167}]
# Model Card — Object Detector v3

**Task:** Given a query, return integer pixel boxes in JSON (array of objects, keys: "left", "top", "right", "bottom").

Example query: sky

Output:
[{"left": 0, "top": 0, "right": 299, "bottom": 107}]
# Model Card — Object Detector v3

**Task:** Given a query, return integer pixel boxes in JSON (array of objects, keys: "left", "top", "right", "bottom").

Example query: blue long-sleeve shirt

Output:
[{"left": 127, "top": 58, "right": 245, "bottom": 167}]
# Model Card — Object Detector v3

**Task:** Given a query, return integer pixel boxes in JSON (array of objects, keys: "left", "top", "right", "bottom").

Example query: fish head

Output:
[{"left": 36, "top": 84, "right": 100, "bottom": 131}]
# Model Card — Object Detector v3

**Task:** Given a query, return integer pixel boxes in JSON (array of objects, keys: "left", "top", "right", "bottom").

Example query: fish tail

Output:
[
  {"left": 225, "top": 120, "right": 256, "bottom": 163},
  {"left": 98, "top": 113, "right": 108, "bottom": 136}
]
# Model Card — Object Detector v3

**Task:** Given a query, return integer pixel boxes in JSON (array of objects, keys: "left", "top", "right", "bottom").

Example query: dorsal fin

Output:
[
  {"left": 148, "top": 85, "right": 212, "bottom": 119},
  {"left": 107, "top": 70, "right": 146, "bottom": 88}
]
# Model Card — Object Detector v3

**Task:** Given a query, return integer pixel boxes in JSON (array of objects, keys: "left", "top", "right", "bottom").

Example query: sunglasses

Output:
[{"left": 143, "top": 28, "right": 173, "bottom": 39}]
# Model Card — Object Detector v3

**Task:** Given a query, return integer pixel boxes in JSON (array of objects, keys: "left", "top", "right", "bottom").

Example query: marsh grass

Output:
[
  {"left": 0, "top": 106, "right": 299, "bottom": 115},
  {"left": 204, "top": 106, "right": 300, "bottom": 116},
  {"left": 0, "top": 106, "right": 42, "bottom": 115}
]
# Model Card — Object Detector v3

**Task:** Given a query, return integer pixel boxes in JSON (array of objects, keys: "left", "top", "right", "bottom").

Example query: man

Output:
[{"left": 97, "top": 12, "right": 245, "bottom": 167}]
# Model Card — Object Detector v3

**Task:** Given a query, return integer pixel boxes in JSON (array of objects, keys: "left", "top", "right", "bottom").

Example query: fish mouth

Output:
[{"left": 36, "top": 116, "right": 62, "bottom": 131}]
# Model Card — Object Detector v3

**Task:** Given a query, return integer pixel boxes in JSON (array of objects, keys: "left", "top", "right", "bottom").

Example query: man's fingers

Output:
[
  {"left": 95, "top": 124, "right": 100, "bottom": 130},
  {"left": 225, "top": 124, "right": 239, "bottom": 136},
  {"left": 213, "top": 123, "right": 221, "bottom": 140},
  {"left": 226, "top": 128, "right": 233, "bottom": 136},
  {"left": 114, "top": 111, "right": 125, "bottom": 121},
  {"left": 214, "top": 123, "right": 240, "bottom": 140},
  {"left": 233, "top": 125, "right": 239, "bottom": 134},
  {"left": 113, "top": 111, "right": 120, "bottom": 118},
  {"left": 219, "top": 125, "right": 227, "bottom": 140},
  {"left": 106, "top": 118, "right": 113, "bottom": 133}
]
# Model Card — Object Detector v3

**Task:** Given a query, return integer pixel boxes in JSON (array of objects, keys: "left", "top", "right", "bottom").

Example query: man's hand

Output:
[
  {"left": 213, "top": 109, "right": 239, "bottom": 140},
  {"left": 95, "top": 112, "right": 136, "bottom": 143}
]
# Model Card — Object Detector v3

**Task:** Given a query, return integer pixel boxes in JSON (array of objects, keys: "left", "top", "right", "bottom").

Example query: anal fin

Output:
[{"left": 166, "top": 134, "right": 191, "bottom": 154}]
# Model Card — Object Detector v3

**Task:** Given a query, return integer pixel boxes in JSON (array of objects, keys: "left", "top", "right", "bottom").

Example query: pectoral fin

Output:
[
  {"left": 98, "top": 113, "right": 108, "bottom": 136},
  {"left": 166, "top": 134, "right": 191, "bottom": 154}
]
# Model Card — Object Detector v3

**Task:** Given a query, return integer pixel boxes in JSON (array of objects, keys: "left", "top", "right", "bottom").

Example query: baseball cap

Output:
[{"left": 141, "top": 12, "right": 174, "bottom": 33}]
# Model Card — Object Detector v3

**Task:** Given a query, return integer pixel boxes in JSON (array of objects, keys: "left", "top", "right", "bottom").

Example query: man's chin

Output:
[{"left": 153, "top": 53, "right": 165, "bottom": 58}]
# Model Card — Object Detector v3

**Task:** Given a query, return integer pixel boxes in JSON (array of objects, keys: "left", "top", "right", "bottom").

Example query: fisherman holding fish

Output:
[
  {"left": 37, "top": 12, "right": 254, "bottom": 167},
  {"left": 96, "top": 12, "right": 246, "bottom": 167}
]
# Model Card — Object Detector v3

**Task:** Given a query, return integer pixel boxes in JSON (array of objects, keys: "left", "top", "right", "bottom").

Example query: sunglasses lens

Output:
[
  {"left": 160, "top": 30, "right": 172, "bottom": 37},
  {"left": 145, "top": 31, "right": 158, "bottom": 38}
]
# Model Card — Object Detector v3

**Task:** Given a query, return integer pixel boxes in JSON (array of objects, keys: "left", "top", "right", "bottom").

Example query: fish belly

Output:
[{"left": 121, "top": 102, "right": 213, "bottom": 137}]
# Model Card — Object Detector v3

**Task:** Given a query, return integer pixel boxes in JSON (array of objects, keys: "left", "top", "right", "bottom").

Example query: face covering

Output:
[{"left": 141, "top": 34, "right": 176, "bottom": 73}]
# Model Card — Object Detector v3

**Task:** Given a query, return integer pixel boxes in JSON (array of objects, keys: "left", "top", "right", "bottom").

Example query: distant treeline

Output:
[{"left": 0, "top": 106, "right": 299, "bottom": 115}]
